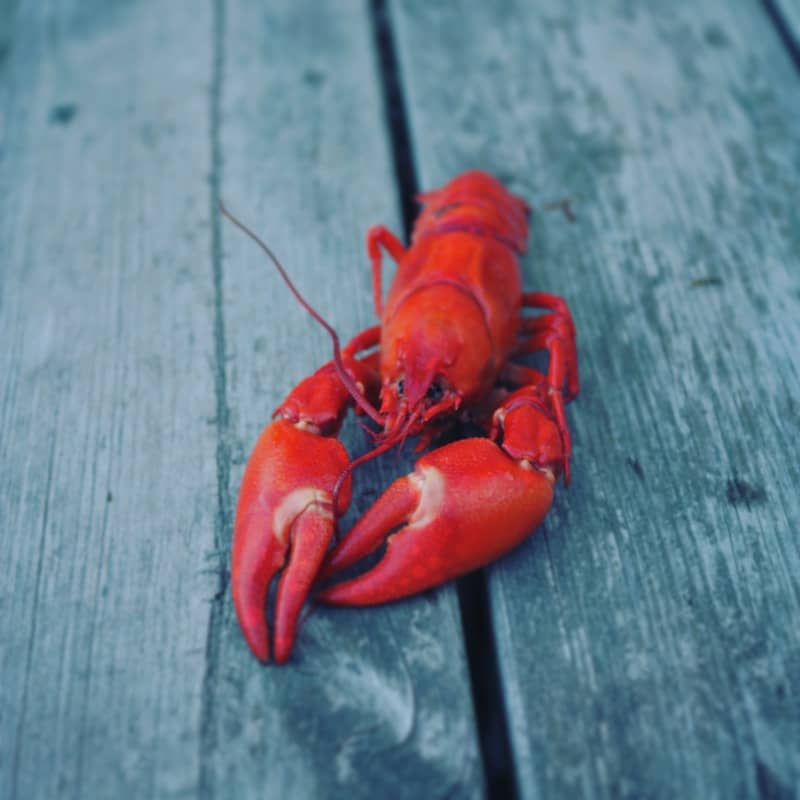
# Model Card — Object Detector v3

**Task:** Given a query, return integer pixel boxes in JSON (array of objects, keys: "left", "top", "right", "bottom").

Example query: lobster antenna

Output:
[
  {"left": 218, "top": 199, "right": 383, "bottom": 425},
  {"left": 330, "top": 408, "right": 421, "bottom": 518}
]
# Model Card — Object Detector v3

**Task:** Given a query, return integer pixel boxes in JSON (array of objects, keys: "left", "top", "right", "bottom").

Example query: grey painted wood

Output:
[
  {"left": 0, "top": 2, "right": 483, "bottom": 799},
  {"left": 201, "top": 1, "right": 483, "bottom": 798},
  {"left": 0, "top": 1, "right": 220, "bottom": 798},
  {"left": 774, "top": 0, "right": 800, "bottom": 50},
  {"left": 391, "top": 0, "right": 800, "bottom": 797}
]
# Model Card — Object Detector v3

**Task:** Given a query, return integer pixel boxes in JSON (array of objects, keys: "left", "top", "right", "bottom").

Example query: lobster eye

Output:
[
  {"left": 426, "top": 382, "right": 444, "bottom": 402},
  {"left": 397, "top": 379, "right": 405, "bottom": 396}
]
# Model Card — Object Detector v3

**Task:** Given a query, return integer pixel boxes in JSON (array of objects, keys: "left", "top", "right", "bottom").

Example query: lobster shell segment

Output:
[{"left": 413, "top": 170, "right": 530, "bottom": 253}]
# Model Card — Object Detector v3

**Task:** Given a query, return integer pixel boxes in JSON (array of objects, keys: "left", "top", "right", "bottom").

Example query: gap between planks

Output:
[{"left": 370, "top": 1, "right": 520, "bottom": 796}]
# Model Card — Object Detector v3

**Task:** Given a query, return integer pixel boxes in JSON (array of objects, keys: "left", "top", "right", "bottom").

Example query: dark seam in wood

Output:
[
  {"left": 75, "top": 390, "right": 117, "bottom": 794},
  {"left": 457, "top": 571, "right": 520, "bottom": 800},
  {"left": 199, "top": 0, "right": 229, "bottom": 796},
  {"left": 10, "top": 430, "right": 56, "bottom": 800},
  {"left": 369, "top": 2, "right": 517, "bottom": 796},
  {"left": 762, "top": 0, "right": 800, "bottom": 74},
  {"left": 75, "top": 232, "right": 130, "bottom": 794},
  {"left": 370, "top": 0, "right": 419, "bottom": 240}
]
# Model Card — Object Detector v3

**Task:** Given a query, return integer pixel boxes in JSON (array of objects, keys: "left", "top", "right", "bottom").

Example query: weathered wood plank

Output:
[
  {"left": 0, "top": 1, "right": 220, "bottom": 798},
  {"left": 772, "top": 0, "right": 800, "bottom": 51},
  {"left": 200, "top": 2, "right": 483, "bottom": 798},
  {"left": 391, "top": 0, "right": 800, "bottom": 797}
]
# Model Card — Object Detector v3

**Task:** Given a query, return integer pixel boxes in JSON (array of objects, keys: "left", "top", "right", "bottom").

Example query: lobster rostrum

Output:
[{"left": 223, "top": 171, "right": 579, "bottom": 663}]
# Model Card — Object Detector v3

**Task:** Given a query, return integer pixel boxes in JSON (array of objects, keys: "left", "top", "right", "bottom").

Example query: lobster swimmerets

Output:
[{"left": 223, "top": 171, "right": 579, "bottom": 663}]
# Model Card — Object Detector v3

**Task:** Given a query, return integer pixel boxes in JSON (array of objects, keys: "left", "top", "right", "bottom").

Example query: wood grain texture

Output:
[
  {"left": 0, "top": 1, "right": 484, "bottom": 799},
  {"left": 200, "top": 1, "right": 483, "bottom": 798},
  {"left": 772, "top": 0, "right": 800, "bottom": 50},
  {"left": 0, "top": 1, "right": 219, "bottom": 798},
  {"left": 390, "top": 0, "right": 800, "bottom": 797}
]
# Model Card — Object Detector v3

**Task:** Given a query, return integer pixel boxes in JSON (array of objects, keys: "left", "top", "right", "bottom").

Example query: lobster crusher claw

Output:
[
  {"left": 317, "top": 438, "right": 554, "bottom": 605},
  {"left": 232, "top": 420, "right": 351, "bottom": 663}
]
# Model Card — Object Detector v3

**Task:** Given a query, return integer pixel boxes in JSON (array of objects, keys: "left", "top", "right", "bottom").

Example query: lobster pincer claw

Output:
[
  {"left": 232, "top": 418, "right": 351, "bottom": 662},
  {"left": 316, "top": 437, "right": 554, "bottom": 606}
]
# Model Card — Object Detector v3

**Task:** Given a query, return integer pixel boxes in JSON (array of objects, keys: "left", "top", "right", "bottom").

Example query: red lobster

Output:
[{"left": 223, "top": 171, "right": 579, "bottom": 663}]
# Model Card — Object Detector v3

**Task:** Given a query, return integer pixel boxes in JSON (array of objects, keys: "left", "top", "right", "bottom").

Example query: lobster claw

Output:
[
  {"left": 233, "top": 419, "right": 350, "bottom": 662},
  {"left": 317, "top": 438, "right": 553, "bottom": 605}
]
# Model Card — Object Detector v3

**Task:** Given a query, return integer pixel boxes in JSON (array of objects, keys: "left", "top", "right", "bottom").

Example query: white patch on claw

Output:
[
  {"left": 518, "top": 458, "right": 555, "bottom": 483},
  {"left": 295, "top": 419, "right": 321, "bottom": 434},
  {"left": 273, "top": 488, "right": 333, "bottom": 544},
  {"left": 407, "top": 466, "right": 446, "bottom": 529}
]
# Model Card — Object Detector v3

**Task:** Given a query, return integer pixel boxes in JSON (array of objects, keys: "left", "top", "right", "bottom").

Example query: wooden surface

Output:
[
  {"left": 206, "top": 1, "right": 482, "bottom": 798},
  {"left": 0, "top": 2, "right": 482, "bottom": 799},
  {"left": 773, "top": 0, "right": 800, "bottom": 51},
  {"left": 1, "top": 1, "right": 799, "bottom": 799},
  {"left": 392, "top": 0, "right": 800, "bottom": 797},
  {"left": 1, "top": 2, "right": 220, "bottom": 797}
]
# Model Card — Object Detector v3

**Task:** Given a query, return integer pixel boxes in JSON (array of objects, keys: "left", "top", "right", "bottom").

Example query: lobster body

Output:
[
  {"left": 228, "top": 171, "right": 579, "bottom": 662},
  {"left": 380, "top": 173, "right": 526, "bottom": 410}
]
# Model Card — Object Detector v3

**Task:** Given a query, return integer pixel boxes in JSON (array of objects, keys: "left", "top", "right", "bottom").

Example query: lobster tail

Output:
[{"left": 413, "top": 170, "right": 530, "bottom": 253}]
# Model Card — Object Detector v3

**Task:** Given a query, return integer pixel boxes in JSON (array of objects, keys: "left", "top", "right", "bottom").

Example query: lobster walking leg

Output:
[
  {"left": 367, "top": 225, "right": 406, "bottom": 318},
  {"left": 518, "top": 292, "right": 579, "bottom": 400},
  {"left": 516, "top": 292, "right": 579, "bottom": 482},
  {"left": 232, "top": 327, "right": 380, "bottom": 662}
]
